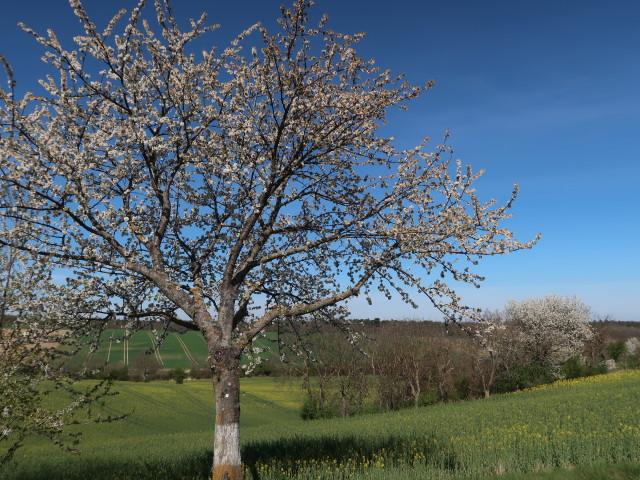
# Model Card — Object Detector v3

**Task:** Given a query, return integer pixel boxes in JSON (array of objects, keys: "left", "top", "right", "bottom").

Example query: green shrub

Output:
[
  {"left": 171, "top": 368, "right": 186, "bottom": 384},
  {"left": 493, "top": 362, "right": 554, "bottom": 393},
  {"left": 418, "top": 391, "right": 438, "bottom": 407},
  {"left": 102, "top": 364, "right": 130, "bottom": 381},
  {"left": 562, "top": 355, "right": 585, "bottom": 379},
  {"left": 300, "top": 394, "right": 338, "bottom": 420},
  {"left": 454, "top": 376, "right": 471, "bottom": 400},
  {"left": 607, "top": 341, "right": 627, "bottom": 362}
]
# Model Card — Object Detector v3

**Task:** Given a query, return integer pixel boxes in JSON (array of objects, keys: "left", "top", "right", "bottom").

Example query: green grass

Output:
[
  {"left": 495, "top": 462, "right": 640, "bottom": 479},
  {"left": 2, "top": 372, "right": 640, "bottom": 480},
  {"left": 1, "top": 377, "right": 301, "bottom": 480},
  {"left": 331, "top": 462, "right": 640, "bottom": 480},
  {"left": 174, "top": 332, "right": 210, "bottom": 367},
  {"left": 64, "top": 329, "right": 279, "bottom": 370}
]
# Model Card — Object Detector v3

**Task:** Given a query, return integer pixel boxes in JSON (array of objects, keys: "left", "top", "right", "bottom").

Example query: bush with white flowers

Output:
[{"left": 504, "top": 295, "right": 593, "bottom": 374}]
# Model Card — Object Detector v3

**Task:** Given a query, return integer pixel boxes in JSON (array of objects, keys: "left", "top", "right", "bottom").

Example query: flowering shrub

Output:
[{"left": 503, "top": 295, "right": 593, "bottom": 374}]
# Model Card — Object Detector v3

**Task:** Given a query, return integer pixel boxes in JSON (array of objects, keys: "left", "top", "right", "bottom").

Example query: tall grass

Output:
[
  {"left": 1, "top": 372, "right": 639, "bottom": 480},
  {"left": 243, "top": 371, "right": 640, "bottom": 479}
]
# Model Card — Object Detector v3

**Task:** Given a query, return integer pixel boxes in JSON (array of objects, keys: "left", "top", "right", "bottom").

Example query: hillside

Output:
[
  {"left": 63, "top": 329, "right": 278, "bottom": 371},
  {"left": 2, "top": 371, "right": 640, "bottom": 480}
]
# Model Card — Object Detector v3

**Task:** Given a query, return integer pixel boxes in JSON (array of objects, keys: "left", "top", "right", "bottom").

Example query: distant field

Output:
[
  {"left": 2, "top": 371, "right": 640, "bottom": 480},
  {"left": 64, "top": 329, "right": 278, "bottom": 370}
]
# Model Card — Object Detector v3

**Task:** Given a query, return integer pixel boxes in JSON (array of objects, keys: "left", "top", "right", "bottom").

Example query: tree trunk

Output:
[
  {"left": 211, "top": 347, "right": 243, "bottom": 480},
  {"left": 411, "top": 368, "right": 421, "bottom": 408}
]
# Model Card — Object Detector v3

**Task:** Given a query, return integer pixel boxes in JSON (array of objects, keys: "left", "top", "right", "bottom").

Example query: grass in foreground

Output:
[
  {"left": 495, "top": 462, "right": 640, "bottom": 479},
  {"left": 1, "top": 371, "right": 639, "bottom": 479}
]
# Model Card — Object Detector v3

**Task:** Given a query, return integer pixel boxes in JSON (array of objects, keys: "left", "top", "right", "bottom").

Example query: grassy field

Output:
[
  {"left": 64, "top": 329, "right": 278, "bottom": 371},
  {"left": 1, "top": 371, "right": 640, "bottom": 479}
]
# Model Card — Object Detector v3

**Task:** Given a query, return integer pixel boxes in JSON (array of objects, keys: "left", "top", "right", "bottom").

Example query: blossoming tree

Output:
[
  {"left": 0, "top": 1, "right": 538, "bottom": 477},
  {"left": 0, "top": 245, "right": 117, "bottom": 466},
  {"left": 503, "top": 295, "right": 593, "bottom": 372}
]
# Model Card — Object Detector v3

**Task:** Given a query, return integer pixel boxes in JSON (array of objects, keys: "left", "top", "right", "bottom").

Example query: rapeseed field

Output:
[{"left": 1, "top": 371, "right": 639, "bottom": 479}]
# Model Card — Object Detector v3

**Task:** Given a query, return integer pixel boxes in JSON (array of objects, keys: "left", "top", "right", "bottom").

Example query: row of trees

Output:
[{"left": 292, "top": 295, "right": 634, "bottom": 419}]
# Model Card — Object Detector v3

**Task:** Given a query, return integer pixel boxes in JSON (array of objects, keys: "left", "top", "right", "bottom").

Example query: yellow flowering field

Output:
[
  {"left": 242, "top": 370, "right": 640, "bottom": 479},
  {"left": 1, "top": 372, "right": 639, "bottom": 479}
]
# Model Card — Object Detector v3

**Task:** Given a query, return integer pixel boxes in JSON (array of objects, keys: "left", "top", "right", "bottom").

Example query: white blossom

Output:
[
  {"left": 625, "top": 337, "right": 639, "bottom": 356},
  {"left": 0, "top": 0, "right": 539, "bottom": 476},
  {"left": 504, "top": 295, "right": 593, "bottom": 373}
]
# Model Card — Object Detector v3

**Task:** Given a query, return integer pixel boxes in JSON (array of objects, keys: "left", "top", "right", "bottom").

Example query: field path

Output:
[
  {"left": 146, "top": 331, "right": 164, "bottom": 366},
  {"left": 83, "top": 351, "right": 93, "bottom": 371},
  {"left": 124, "top": 337, "right": 129, "bottom": 365},
  {"left": 106, "top": 339, "right": 112, "bottom": 363},
  {"left": 174, "top": 334, "right": 198, "bottom": 366}
]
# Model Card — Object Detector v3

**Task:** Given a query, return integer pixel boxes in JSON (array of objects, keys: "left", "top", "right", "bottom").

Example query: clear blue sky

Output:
[{"left": 1, "top": 1, "right": 638, "bottom": 321}]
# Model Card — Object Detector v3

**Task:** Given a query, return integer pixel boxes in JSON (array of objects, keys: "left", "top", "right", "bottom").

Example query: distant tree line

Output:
[
  {"left": 67, "top": 296, "right": 640, "bottom": 399},
  {"left": 266, "top": 295, "right": 640, "bottom": 420}
]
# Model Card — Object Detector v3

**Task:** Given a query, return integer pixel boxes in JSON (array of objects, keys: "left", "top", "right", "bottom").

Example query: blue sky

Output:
[{"left": 1, "top": 1, "right": 638, "bottom": 321}]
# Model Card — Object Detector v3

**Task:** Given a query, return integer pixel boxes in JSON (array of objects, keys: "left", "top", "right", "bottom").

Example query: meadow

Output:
[{"left": 1, "top": 371, "right": 640, "bottom": 479}]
